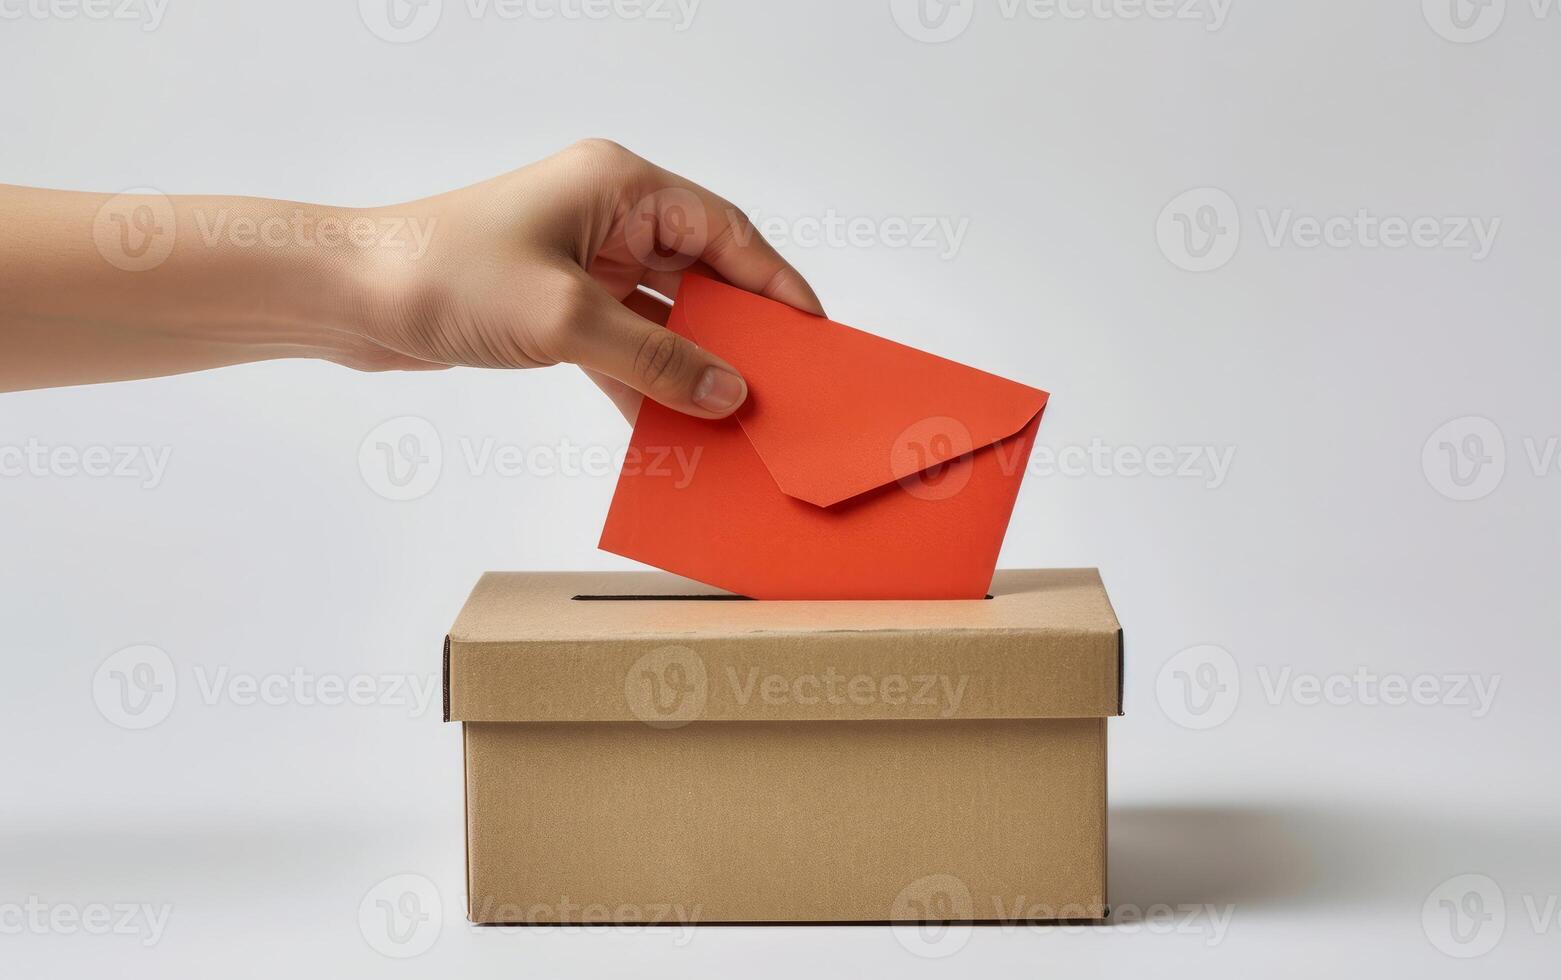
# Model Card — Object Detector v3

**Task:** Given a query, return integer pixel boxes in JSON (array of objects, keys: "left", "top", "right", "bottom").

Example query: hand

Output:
[
  {"left": 350, "top": 139, "right": 825, "bottom": 420},
  {"left": 0, "top": 140, "right": 824, "bottom": 411}
]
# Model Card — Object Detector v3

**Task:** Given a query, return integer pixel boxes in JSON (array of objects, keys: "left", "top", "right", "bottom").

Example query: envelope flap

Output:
[{"left": 672, "top": 275, "right": 1049, "bottom": 508}]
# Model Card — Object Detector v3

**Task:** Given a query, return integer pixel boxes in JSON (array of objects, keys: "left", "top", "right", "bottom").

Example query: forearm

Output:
[
  {"left": 0, "top": 142, "right": 822, "bottom": 417},
  {"left": 0, "top": 185, "right": 371, "bottom": 392}
]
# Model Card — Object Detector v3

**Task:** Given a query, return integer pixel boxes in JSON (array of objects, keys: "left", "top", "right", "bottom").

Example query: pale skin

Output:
[{"left": 0, "top": 139, "right": 825, "bottom": 420}]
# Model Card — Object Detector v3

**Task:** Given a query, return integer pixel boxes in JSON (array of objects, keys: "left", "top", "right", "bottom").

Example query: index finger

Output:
[{"left": 631, "top": 169, "right": 826, "bottom": 317}]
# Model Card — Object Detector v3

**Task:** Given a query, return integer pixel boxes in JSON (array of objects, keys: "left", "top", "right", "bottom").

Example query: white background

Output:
[{"left": 3, "top": 0, "right": 1559, "bottom": 975}]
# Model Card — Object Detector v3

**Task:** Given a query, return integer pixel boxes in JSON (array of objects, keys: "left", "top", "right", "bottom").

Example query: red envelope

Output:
[{"left": 599, "top": 274, "right": 1049, "bottom": 599}]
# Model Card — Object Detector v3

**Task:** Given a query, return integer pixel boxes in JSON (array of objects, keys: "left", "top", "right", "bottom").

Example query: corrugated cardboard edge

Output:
[
  {"left": 1101, "top": 574, "right": 1121, "bottom": 909},
  {"left": 1101, "top": 717, "right": 1111, "bottom": 914},
  {"left": 470, "top": 916, "right": 1112, "bottom": 926},
  {"left": 443, "top": 636, "right": 455, "bottom": 727},
  {"left": 461, "top": 722, "right": 474, "bottom": 923},
  {"left": 1116, "top": 627, "right": 1125, "bottom": 715},
  {"left": 1096, "top": 567, "right": 1126, "bottom": 717}
]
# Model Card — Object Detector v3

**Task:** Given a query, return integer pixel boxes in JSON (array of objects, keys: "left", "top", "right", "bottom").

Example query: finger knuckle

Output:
[
  {"left": 567, "top": 137, "right": 640, "bottom": 173},
  {"left": 634, "top": 329, "right": 686, "bottom": 390},
  {"left": 701, "top": 219, "right": 739, "bottom": 262},
  {"left": 759, "top": 264, "right": 796, "bottom": 300}
]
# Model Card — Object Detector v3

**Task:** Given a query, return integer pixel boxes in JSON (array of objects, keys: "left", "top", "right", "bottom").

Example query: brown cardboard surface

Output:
[
  {"left": 447, "top": 568, "right": 1120, "bottom": 924},
  {"left": 464, "top": 719, "right": 1107, "bottom": 924},
  {"left": 446, "top": 568, "right": 1122, "bottom": 723}
]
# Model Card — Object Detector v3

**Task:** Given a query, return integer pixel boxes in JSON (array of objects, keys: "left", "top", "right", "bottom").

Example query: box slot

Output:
[
  {"left": 571, "top": 594, "right": 753, "bottom": 601},
  {"left": 570, "top": 594, "right": 994, "bottom": 601}
]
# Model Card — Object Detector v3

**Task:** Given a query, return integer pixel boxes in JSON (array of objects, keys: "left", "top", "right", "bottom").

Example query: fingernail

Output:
[{"left": 693, "top": 366, "right": 746, "bottom": 414}]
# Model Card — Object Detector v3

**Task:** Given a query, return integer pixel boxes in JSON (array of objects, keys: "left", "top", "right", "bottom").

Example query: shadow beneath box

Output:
[
  {"left": 1109, "top": 802, "right": 1559, "bottom": 914},
  {"left": 1110, "top": 804, "right": 1319, "bottom": 912}
]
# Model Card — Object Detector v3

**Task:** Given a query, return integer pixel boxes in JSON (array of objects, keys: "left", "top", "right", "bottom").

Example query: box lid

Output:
[{"left": 444, "top": 569, "right": 1122, "bottom": 723}]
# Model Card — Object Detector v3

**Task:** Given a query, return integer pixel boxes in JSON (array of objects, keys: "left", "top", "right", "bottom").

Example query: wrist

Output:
[
  {"left": 179, "top": 197, "right": 387, "bottom": 361},
  {"left": 341, "top": 202, "right": 447, "bottom": 355},
  {"left": 164, "top": 195, "right": 450, "bottom": 373}
]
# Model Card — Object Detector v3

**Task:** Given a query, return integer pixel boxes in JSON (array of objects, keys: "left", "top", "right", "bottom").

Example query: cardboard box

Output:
[{"left": 444, "top": 568, "right": 1123, "bottom": 925}]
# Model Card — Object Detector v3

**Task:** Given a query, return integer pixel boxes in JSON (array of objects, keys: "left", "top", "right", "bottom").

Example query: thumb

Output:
[{"left": 561, "top": 275, "right": 748, "bottom": 419}]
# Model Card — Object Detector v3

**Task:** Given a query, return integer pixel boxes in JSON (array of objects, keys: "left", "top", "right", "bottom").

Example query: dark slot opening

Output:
[
  {"left": 571, "top": 594, "right": 753, "bottom": 601},
  {"left": 571, "top": 594, "right": 994, "bottom": 601}
]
